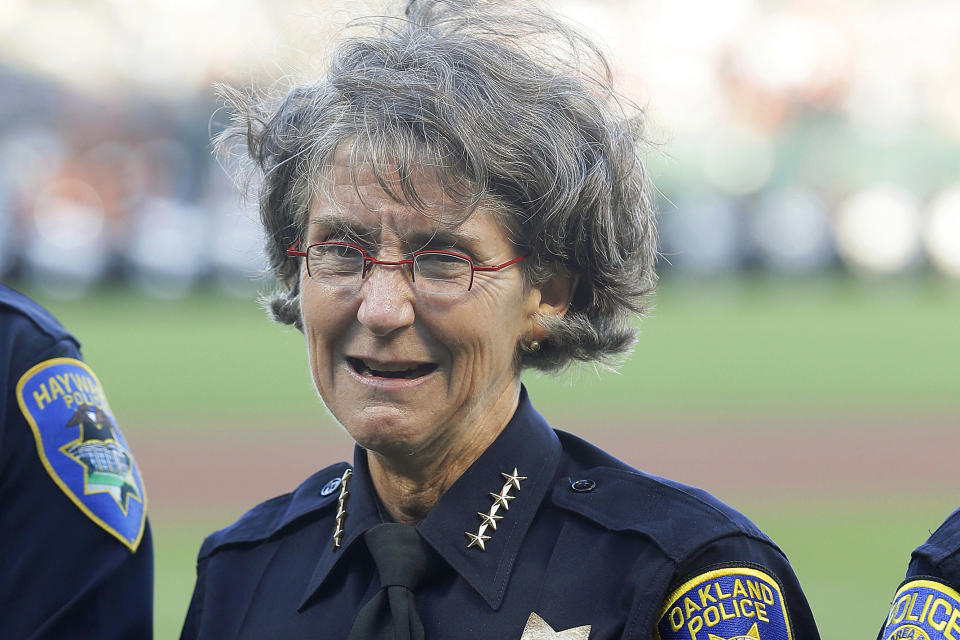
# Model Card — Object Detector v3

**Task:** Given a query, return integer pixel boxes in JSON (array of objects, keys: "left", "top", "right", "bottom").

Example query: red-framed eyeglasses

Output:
[{"left": 286, "top": 240, "right": 526, "bottom": 294}]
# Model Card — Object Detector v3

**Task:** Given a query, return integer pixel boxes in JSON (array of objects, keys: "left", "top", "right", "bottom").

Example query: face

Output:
[{"left": 299, "top": 159, "right": 543, "bottom": 464}]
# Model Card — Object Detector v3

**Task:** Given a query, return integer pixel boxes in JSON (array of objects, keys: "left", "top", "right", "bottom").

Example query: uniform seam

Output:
[
  {"left": 624, "top": 556, "right": 678, "bottom": 639},
  {"left": 9, "top": 337, "right": 82, "bottom": 382},
  {"left": 679, "top": 531, "right": 787, "bottom": 574}
]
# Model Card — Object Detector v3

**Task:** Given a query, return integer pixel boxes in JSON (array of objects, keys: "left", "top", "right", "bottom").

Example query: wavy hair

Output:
[{"left": 216, "top": 0, "right": 657, "bottom": 371}]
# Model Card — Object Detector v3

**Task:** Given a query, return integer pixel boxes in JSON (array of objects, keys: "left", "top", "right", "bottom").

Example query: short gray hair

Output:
[{"left": 216, "top": 0, "right": 657, "bottom": 372}]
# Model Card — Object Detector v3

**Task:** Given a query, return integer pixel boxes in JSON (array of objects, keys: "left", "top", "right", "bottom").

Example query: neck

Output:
[{"left": 366, "top": 383, "right": 522, "bottom": 526}]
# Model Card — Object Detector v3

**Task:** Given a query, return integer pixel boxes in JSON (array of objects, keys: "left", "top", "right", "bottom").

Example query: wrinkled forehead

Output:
[{"left": 311, "top": 145, "right": 477, "bottom": 236}]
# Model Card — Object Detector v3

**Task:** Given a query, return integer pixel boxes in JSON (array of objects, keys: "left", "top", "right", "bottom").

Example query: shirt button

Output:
[
  {"left": 570, "top": 479, "right": 596, "bottom": 493},
  {"left": 320, "top": 477, "right": 342, "bottom": 496}
]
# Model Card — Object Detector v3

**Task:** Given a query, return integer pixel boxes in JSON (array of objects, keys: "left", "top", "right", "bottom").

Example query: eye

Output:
[
  {"left": 307, "top": 243, "right": 365, "bottom": 281},
  {"left": 413, "top": 252, "right": 473, "bottom": 293}
]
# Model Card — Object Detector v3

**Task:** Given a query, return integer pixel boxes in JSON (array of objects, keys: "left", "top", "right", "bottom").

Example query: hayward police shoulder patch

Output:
[
  {"left": 879, "top": 578, "right": 960, "bottom": 640},
  {"left": 656, "top": 566, "right": 793, "bottom": 640},
  {"left": 16, "top": 357, "right": 146, "bottom": 551}
]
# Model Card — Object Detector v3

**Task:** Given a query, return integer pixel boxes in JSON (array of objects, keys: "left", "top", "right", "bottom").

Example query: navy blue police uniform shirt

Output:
[
  {"left": 182, "top": 386, "right": 820, "bottom": 640},
  {"left": 0, "top": 285, "right": 152, "bottom": 639},
  {"left": 877, "top": 507, "right": 960, "bottom": 640}
]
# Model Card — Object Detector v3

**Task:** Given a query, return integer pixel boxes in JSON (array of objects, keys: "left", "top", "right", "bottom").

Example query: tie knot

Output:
[{"left": 364, "top": 523, "right": 429, "bottom": 590}]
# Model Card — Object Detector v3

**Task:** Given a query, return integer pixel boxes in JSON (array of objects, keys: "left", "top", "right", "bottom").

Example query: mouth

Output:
[{"left": 346, "top": 357, "right": 438, "bottom": 380}]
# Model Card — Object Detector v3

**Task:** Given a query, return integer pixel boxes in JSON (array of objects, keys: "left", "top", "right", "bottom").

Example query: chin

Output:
[{"left": 342, "top": 409, "right": 433, "bottom": 455}]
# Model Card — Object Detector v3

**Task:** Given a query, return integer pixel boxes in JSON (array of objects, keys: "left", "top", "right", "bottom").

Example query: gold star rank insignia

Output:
[
  {"left": 709, "top": 622, "right": 761, "bottom": 640},
  {"left": 465, "top": 467, "right": 524, "bottom": 551},
  {"left": 489, "top": 491, "right": 516, "bottom": 510},
  {"left": 465, "top": 531, "right": 491, "bottom": 550},
  {"left": 478, "top": 511, "right": 504, "bottom": 530},
  {"left": 501, "top": 468, "right": 527, "bottom": 490},
  {"left": 519, "top": 612, "right": 590, "bottom": 639}
]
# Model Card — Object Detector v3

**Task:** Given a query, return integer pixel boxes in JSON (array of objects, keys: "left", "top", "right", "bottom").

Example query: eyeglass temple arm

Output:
[
  {"left": 472, "top": 255, "right": 526, "bottom": 272},
  {"left": 286, "top": 240, "right": 307, "bottom": 258}
]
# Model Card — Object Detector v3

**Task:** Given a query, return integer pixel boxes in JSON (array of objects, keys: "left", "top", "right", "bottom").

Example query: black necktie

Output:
[{"left": 347, "top": 523, "right": 429, "bottom": 640}]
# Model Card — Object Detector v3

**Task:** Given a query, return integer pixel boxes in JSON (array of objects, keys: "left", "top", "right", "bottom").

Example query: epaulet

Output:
[
  {"left": 0, "top": 285, "right": 77, "bottom": 347},
  {"left": 199, "top": 462, "right": 351, "bottom": 560},
  {"left": 551, "top": 464, "right": 770, "bottom": 564}
]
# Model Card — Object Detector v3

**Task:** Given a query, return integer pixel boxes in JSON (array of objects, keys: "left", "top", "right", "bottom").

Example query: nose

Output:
[{"left": 356, "top": 262, "right": 416, "bottom": 336}]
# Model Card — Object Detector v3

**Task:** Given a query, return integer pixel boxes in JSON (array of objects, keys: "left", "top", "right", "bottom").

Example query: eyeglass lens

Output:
[{"left": 306, "top": 245, "right": 473, "bottom": 294}]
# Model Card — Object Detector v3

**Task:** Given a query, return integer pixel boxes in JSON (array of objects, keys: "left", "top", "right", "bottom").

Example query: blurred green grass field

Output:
[
  {"left": 40, "top": 274, "right": 960, "bottom": 424},
  {"left": 20, "top": 275, "right": 960, "bottom": 638}
]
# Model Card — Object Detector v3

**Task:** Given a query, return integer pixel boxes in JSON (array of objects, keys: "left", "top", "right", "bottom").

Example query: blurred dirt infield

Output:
[{"left": 135, "top": 413, "right": 959, "bottom": 512}]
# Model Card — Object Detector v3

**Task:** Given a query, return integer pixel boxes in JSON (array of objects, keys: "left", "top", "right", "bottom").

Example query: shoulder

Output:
[
  {"left": 882, "top": 509, "right": 960, "bottom": 640},
  {"left": 551, "top": 429, "right": 772, "bottom": 563},
  {"left": 915, "top": 507, "right": 960, "bottom": 566},
  {"left": 199, "top": 462, "right": 352, "bottom": 560},
  {"left": 909, "top": 506, "right": 960, "bottom": 584},
  {"left": 0, "top": 285, "right": 78, "bottom": 349},
  {"left": 0, "top": 286, "right": 80, "bottom": 382},
  {"left": 550, "top": 431, "right": 818, "bottom": 639},
  {"left": 878, "top": 508, "right": 960, "bottom": 640}
]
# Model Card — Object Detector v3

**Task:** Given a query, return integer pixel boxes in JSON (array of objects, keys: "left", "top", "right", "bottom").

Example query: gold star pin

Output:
[
  {"left": 519, "top": 612, "right": 590, "bottom": 639},
  {"left": 465, "top": 531, "right": 492, "bottom": 551},
  {"left": 489, "top": 491, "right": 516, "bottom": 510},
  {"left": 478, "top": 511, "right": 504, "bottom": 530},
  {"left": 501, "top": 468, "right": 527, "bottom": 490}
]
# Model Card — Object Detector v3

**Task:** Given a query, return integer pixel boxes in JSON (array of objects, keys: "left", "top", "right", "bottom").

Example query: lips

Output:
[{"left": 346, "top": 357, "right": 438, "bottom": 379}]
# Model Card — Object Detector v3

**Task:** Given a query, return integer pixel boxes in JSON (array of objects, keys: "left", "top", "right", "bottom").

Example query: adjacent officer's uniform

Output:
[
  {"left": 877, "top": 508, "right": 960, "bottom": 640},
  {"left": 182, "top": 387, "right": 818, "bottom": 639},
  {"left": 0, "top": 285, "right": 152, "bottom": 639}
]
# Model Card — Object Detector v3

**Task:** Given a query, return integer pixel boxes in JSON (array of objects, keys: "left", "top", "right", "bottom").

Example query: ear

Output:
[{"left": 524, "top": 273, "right": 579, "bottom": 342}]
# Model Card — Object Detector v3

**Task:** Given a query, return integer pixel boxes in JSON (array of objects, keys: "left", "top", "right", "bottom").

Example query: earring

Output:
[{"left": 528, "top": 340, "right": 541, "bottom": 352}]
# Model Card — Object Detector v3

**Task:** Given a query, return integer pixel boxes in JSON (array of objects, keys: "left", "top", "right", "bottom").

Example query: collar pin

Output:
[
  {"left": 332, "top": 468, "right": 353, "bottom": 551},
  {"left": 465, "top": 467, "right": 525, "bottom": 551}
]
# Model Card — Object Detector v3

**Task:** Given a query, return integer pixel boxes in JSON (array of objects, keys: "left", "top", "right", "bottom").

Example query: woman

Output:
[{"left": 182, "top": 2, "right": 820, "bottom": 638}]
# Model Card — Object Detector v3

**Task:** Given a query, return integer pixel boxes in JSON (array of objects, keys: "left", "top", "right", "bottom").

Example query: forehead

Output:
[{"left": 309, "top": 151, "right": 506, "bottom": 246}]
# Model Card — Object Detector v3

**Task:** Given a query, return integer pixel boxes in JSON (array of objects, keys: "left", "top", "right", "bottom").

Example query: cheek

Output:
[
  {"left": 300, "top": 284, "right": 357, "bottom": 371},
  {"left": 442, "top": 289, "right": 526, "bottom": 374}
]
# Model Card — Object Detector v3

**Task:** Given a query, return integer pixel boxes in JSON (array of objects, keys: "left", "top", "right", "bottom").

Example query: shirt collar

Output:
[{"left": 299, "top": 386, "right": 562, "bottom": 611}]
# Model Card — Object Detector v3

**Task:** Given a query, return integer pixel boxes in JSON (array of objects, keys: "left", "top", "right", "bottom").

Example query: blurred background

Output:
[{"left": 1, "top": 0, "right": 958, "bottom": 637}]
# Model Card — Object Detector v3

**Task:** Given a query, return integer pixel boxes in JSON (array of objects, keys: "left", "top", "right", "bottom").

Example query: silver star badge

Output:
[{"left": 519, "top": 612, "right": 591, "bottom": 639}]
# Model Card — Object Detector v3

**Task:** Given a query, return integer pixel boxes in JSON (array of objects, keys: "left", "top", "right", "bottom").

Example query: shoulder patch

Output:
[
  {"left": 16, "top": 357, "right": 146, "bottom": 551},
  {"left": 879, "top": 578, "right": 960, "bottom": 640},
  {"left": 656, "top": 566, "right": 793, "bottom": 640}
]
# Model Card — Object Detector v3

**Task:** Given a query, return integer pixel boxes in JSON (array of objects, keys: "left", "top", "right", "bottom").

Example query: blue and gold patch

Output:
[
  {"left": 880, "top": 578, "right": 960, "bottom": 640},
  {"left": 656, "top": 566, "right": 793, "bottom": 640},
  {"left": 16, "top": 357, "right": 146, "bottom": 551}
]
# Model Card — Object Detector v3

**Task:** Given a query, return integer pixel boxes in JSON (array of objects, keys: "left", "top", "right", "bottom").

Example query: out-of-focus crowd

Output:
[
  {"left": 1, "top": 0, "right": 959, "bottom": 298},
  {"left": 0, "top": 75, "right": 265, "bottom": 298}
]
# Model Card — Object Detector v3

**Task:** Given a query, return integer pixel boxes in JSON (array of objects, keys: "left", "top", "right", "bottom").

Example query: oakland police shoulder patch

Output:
[
  {"left": 656, "top": 566, "right": 793, "bottom": 640},
  {"left": 16, "top": 357, "right": 147, "bottom": 551},
  {"left": 880, "top": 578, "right": 960, "bottom": 640}
]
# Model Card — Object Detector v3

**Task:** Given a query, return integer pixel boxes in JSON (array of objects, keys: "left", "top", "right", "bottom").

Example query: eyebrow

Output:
[
  {"left": 308, "top": 214, "right": 482, "bottom": 252},
  {"left": 405, "top": 228, "right": 483, "bottom": 252},
  {"left": 308, "top": 214, "right": 377, "bottom": 241}
]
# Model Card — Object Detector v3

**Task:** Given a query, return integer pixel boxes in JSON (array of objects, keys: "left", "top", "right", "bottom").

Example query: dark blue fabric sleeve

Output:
[
  {"left": 671, "top": 533, "right": 821, "bottom": 640},
  {"left": 1, "top": 314, "right": 154, "bottom": 639}
]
